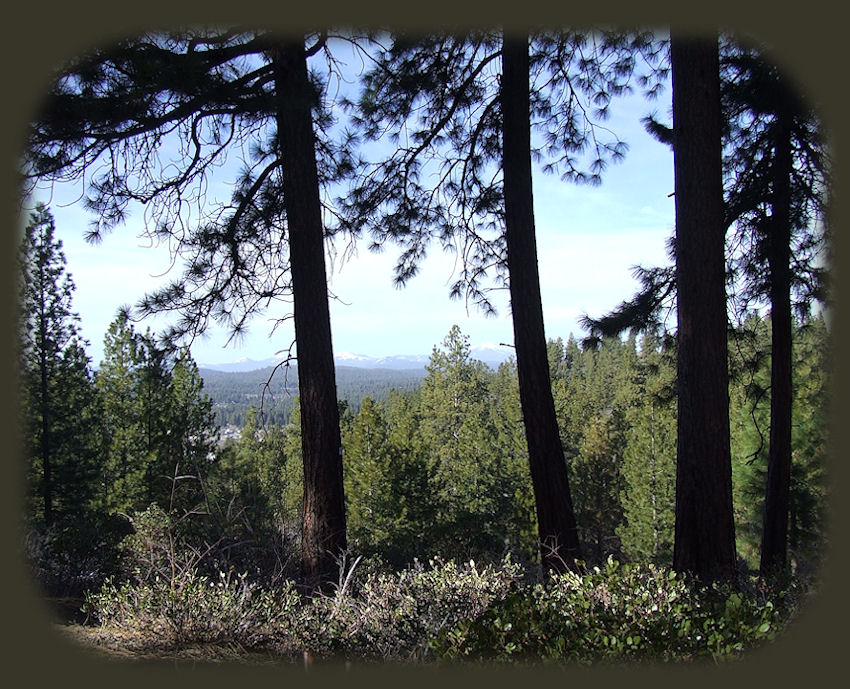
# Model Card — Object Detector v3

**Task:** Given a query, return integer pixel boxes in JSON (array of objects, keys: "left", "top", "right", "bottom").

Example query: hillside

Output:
[{"left": 199, "top": 364, "right": 426, "bottom": 427}]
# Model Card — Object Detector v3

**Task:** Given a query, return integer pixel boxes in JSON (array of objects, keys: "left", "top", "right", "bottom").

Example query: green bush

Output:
[
  {"left": 80, "top": 553, "right": 805, "bottom": 665},
  {"left": 430, "top": 557, "right": 789, "bottom": 664},
  {"left": 84, "top": 569, "right": 301, "bottom": 647},
  {"left": 294, "top": 555, "right": 523, "bottom": 662},
  {"left": 24, "top": 516, "right": 129, "bottom": 598}
]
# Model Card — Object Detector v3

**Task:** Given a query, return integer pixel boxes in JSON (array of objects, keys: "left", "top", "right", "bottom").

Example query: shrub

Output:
[
  {"left": 294, "top": 555, "right": 524, "bottom": 662},
  {"left": 430, "top": 557, "right": 789, "bottom": 664},
  {"left": 79, "top": 553, "right": 805, "bottom": 665},
  {"left": 24, "top": 517, "right": 128, "bottom": 598},
  {"left": 83, "top": 569, "right": 301, "bottom": 647}
]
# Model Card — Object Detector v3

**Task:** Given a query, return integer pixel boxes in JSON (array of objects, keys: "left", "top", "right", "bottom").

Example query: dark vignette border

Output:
[{"left": 1, "top": 1, "right": 846, "bottom": 688}]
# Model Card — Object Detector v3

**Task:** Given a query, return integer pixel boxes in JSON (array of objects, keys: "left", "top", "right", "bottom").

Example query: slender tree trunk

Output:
[
  {"left": 37, "top": 262, "right": 53, "bottom": 528},
  {"left": 760, "top": 114, "right": 794, "bottom": 577},
  {"left": 40, "top": 349, "right": 52, "bottom": 527},
  {"left": 670, "top": 32, "right": 737, "bottom": 582},
  {"left": 272, "top": 39, "right": 347, "bottom": 590},
  {"left": 501, "top": 32, "right": 582, "bottom": 573}
]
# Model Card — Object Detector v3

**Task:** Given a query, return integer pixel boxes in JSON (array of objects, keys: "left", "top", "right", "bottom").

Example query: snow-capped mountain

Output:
[
  {"left": 200, "top": 343, "right": 513, "bottom": 373},
  {"left": 470, "top": 342, "right": 515, "bottom": 367},
  {"left": 336, "top": 353, "right": 431, "bottom": 370}
]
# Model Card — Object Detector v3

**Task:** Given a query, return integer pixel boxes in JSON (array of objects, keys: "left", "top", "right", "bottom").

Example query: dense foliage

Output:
[
  {"left": 191, "top": 318, "right": 826, "bottom": 578},
  {"left": 83, "top": 554, "right": 809, "bottom": 665},
  {"left": 20, "top": 212, "right": 828, "bottom": 588},
  {"left": 19, "top": 201, "right": 828, "bottom": 665}
]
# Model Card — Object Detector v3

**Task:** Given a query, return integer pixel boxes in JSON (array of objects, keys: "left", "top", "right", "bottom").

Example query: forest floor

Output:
[
  {"left": 46, "top": 599, "right": 301, "bottom": 667},
  {"left": 53, "top": 624, "right": 298, "bottom": 666}
]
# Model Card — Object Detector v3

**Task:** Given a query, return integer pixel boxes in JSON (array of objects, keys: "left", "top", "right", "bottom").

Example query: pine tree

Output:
[
  {"left": 488, "top": 359, "right": 537, "bottom": 562},
  {"left": 618, "top": 332, "right": 676, "bottom": 564},
  {"left": 721, "top": 43, "right": 829, "bottom": 577},
  {"left": 95, "top": 313, "right": 152, "bottom": 515},
  {"left": 18, "top": 204, "right": 99, "bottom": 528},
  {"left": 96, "top": 314, "right": 219, "bottom": 519},
  {"left": 135, "top": 330, "right": 174, "bottom": 509},
  {"left": 550, "top": 335, "right": 636, "bottom": 563},
  {"left": 670, "top": 32, "right": 737, "bottom": 582},
  {"left": 787, "top": 315, "right": 829, "bottom": 568},
  {"left": 418, "top": 326, "right": 502, "bottom": 559},
  {"left": 207, "top": 407, "right": 299, "bottom": 580},
  {"left": 25, "top": 30, "right": 360, "bottom": 587},
  {"left": 729, "top": 313, "right": 772, "bottom": 566},
  {"left": 502, "top": 32, "right": 582, "bottom": 570},
  {"left": 164, "top": 350, "right": 218, "bottom": 518},
  {"left": 580, "top": 36, "right": 829, "bottom": 578},
  {"left": 377, "top": 390, "right": 434, "bottom": 567},
  {"left": 343, "top": 396, "right": 395, "bottom": 556},
  {"left": 729, "top": 313, "right": 829, "bottom": 571},
  {"left": 341, "top": 30, "right": 665, "bottom": 572}
]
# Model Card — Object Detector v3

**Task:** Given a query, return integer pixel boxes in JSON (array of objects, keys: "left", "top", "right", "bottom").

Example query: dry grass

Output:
[{"left": 53, "top": 622, "right": 301, "bottom": 666}]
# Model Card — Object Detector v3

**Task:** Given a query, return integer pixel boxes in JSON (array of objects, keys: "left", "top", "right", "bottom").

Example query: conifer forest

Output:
[{"left": 16, "top": 27, "right": 833, "bottom": 667}]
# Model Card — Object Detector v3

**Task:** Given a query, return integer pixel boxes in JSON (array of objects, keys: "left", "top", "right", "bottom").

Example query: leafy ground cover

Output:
[{"left": 62, "top": 555, "right": 810, "bottom": 668}]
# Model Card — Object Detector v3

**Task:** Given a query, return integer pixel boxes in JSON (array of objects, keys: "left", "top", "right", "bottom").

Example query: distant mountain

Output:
[
  {"left": 469, "top": 342, "right": 515, "bottom": 368},
  {"left": 334, "top": 352, "right": 431, "bottom": 370},
  {"left": 201, "top": 343, "right": 514, "bottom": 373},
  {"left": 199, "top": 357, "right": 286, "bottom": 373},
  {"left": 197, "top": 363, "right": 426, "bottom": 428}
]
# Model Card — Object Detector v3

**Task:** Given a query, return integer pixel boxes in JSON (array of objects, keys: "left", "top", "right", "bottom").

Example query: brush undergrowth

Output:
[{"left": 82, "top": 554, "right": 810, "bottom": 665}]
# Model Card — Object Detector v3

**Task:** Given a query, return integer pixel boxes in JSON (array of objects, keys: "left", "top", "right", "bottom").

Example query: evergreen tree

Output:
[
  {"left": 18, "top": 204, "right": 99, "bottom": 528},
  {"left": 418, "top": 326, "right": 504, "bottom": 559},
  {"left": 95, "top": 313, "right": 153, "bottom": 514},
  {"left": 208, "top": 407, "right": 299, "bottom": 581},
  {"left": 550, "top": 335, "right": 636, "bottom": 563},
  {"left": 618, "top": 332, "right": 677, "bottom": 564},
  {"left": 164, "top": 350, "right": 218, "bottom": 517},
  {"left": 721, "top": 43, "right": 829, "bottom": 577},
  {"left": 376, "top": 389, "right": 434, "bottom": 567},
  {"left": 787, "top": 315, "right": 829, "bottom": 568},
  {"left": 96, "top": 313, "right": 219, "bottom": 519},
  {"left": 341, "top": 30, "right": 665, "bottom": 572},
  {"left": 580, "top": 36, "right": 829, "bottom": 578},
  {"left": 342, "top": 396, "right": 396, "bottom": 556},
  {"left": 25, "top": 30, "right": 363, "bottom": 587},
  {"left": 135, "top": 330, "right": 174, "bottom": 509},
  {"left": 502, "top": 32, "right": 581, "bottom": 570},
  {"left": 669, "top": 32, "right": 737, "bottom": 582},
  {"left": 729, "top": 313, "right": 829, "bottom": 571},
  {"left": 728, "top": 313, "right": 773, "bottom": 565},
  {"left": 488, "top": 359, "right": 537, "bottom": 562}
]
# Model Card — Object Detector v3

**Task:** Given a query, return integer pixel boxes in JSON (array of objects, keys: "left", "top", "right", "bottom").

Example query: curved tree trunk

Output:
[
  {"left": 501, "top": 32, "right": 582, "bottom": 573},
  {"left": 272, "top": 39, "right": 347, "bottom": 590},
  {"left": 670, "top": 32, "right": 737, "bottom": 583}
]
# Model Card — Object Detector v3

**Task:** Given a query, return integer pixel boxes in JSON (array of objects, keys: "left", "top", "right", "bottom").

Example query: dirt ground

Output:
[
  {"left": 52, "top": 623, "right": 296, "bottom": 665},
  {"left": 44, "top": 598, "right": 301, "bottom": 667}
]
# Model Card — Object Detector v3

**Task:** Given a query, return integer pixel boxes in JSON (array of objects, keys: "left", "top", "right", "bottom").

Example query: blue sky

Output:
[{"left": 26, "top": 73, "right": 676, "bottom": 367}]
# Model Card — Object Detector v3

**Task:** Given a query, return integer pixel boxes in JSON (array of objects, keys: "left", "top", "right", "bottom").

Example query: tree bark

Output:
[
  {"left": 670, "top": 32, "right": 737, "bottom": 582},
  {"left": 501, "top": 32, "right": 582, "bottom": 573},
  {"left": 272, "top": 39, "right": 347, "bottom": 590},
  {"left": 760, "top": 113, "right": 794, "bottom": 577}
]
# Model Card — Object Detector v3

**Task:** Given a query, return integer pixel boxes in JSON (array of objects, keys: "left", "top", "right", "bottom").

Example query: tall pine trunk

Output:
[
  {"left": 501, "top": 32, "right": 582, "bottom": 573},
  {"left": 272, "top": 39, "right": 347, "bottom": 590},
  {"left": 670, "top": 32, "right": 737, "bottom": 582},
  {"left": 760, "top": 114, "right": 794, "bottom": 577}
]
